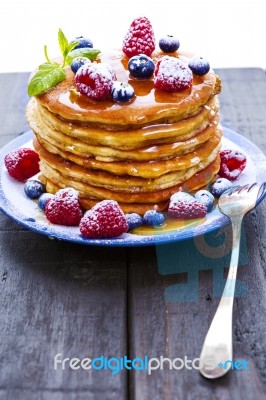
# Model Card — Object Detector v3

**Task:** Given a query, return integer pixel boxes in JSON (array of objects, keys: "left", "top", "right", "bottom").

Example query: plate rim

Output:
[{"left": 0, "top": 128, "right": 265, "bottom": 247}]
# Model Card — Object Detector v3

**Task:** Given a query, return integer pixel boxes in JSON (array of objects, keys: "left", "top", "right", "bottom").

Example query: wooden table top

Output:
[{"left": 0, "top": 69, "right": 265, "bottom": 400}]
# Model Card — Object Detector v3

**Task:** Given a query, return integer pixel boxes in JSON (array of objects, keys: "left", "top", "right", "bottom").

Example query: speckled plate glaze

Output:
[{"left": 0, "top": 128, "right": 265, "bottom": 247}]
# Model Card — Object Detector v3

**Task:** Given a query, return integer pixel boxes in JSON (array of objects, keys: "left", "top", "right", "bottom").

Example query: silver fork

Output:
[{"left": 199, "top": 182, "right": 264, "bottom": 379}]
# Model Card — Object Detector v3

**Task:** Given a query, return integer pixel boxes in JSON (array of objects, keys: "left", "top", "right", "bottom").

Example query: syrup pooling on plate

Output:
[{"left": 131, "top": 216, "right": 206, "bottom": 235}]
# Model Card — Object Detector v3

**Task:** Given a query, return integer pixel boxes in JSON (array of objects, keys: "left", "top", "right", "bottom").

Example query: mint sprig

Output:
[
  {"left": 28, "top": 29, "right": 101, "bottom": 97},
  {"left": 66, "top": 48, "right": 101, "bottom": 65}
]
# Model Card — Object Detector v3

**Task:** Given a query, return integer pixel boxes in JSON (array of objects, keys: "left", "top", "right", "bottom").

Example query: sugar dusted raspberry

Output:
[
  {"left": 154, "top": 56, "right": 193, "bottom": 92},
  {"left": 122, "top": 16, "right": 156, "bottom": 58},
  {"left": 168, "top": 199, "right": 207, "bottom": 219},
  {"left": 45, "top": 188, "right": 83, "bottom": 226},
  {"left": 4, "top": 148, "right": 40, "bottom": 182},
  {"left": 219, "top": 149, "right": 247, "bottom": 181},
  {"left": 79, "top": 200, "right": 128, "bottom": 239},
  {"left": 75, "top": 62, "right": 116, "bottom": 100}
]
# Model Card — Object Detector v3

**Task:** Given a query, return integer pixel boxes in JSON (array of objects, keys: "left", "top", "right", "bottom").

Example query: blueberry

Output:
[
  {"left": 170, "top": 191, "right": 194, "bottom": 203},
  {"left": 37, "top": 193, "right": 55, "bottom": 211},
  {"left": 71, "top": 57, "right": 91, "bottom": 73},
  {"left": 70, "top": 36, "right": 93, "bottom": 49},
  {"left": 111, "top": 82, "right": 135, "bottom": 102},
  {"left": 188, "top": 57, "right": 210, "bottom": 76},
  {"left": 211, "top": 178, "right": 233, "bottom": 197},
  {"left": 128, "top": 54, "right": 155, "bottom": 78},
  {"left": 159, "top": 35, "right": 180, "bottom": 53},
  {"left": 143, "top": 210, "right": 166, "bottom": 227},
  {"left": 125, "top": 213, "right": 143, "bottom": 231},
  {"left": 24, "top": 180, "right": 46, "bottom": 199},
  {"left": 194, "top": 189, "right": 215, "bottom": 212}
]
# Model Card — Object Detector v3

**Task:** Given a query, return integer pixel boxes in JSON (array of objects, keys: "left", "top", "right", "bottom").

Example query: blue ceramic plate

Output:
[{"left": 0, "top": 128, "right": 265, "bottom": 247}]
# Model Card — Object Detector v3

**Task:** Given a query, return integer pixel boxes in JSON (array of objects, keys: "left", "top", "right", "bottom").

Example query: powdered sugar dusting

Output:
[
  {"left": 75, "top": 62, "right": 116, "bottom": 100},
  {"left": 154, "top": 56, "right": 193, "bottom": 92},
  {"left": 80, "top": 200, "right": 128, "bottom": 238},
  {"left": 0, "top": 130, "right": 264, "bottom": 246},
  {"left": 122, "top": 16, "right": 156, "bottom": 57}
]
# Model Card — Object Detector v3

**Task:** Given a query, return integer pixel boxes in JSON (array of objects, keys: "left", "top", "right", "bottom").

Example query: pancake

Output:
[
  {"left": 26, "top": 49, "right": 222, "bottom": 215},
  {"left": 30, "top": 95, "right": 219, "bottom": 150},
  {"left": 35, "top": 137, "right": 221, "bottom": 193},
  {"left": 35, "top": 50, "right": 221, "bottom": 126},
  {"left": 29, "top": 100, "right": 220, "bottom": 162},
  {"left": 33, "top": 122, "right": 222, "bottom": 180},
  {"left": 41, "top": 156, "right": 220, "bottom": 214}
]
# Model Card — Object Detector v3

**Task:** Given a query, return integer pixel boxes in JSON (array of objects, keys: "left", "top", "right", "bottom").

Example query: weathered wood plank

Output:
[
  {"left": 0, "top": 73, "right": 30, "bottom": 138},
  {"left": 128, "top": 69, "right": 266, "bottom": 400},
  {"left": 0, "top": 74, "right": 128, "bottom": 400},
  {"left": 0, "top": 231, "right": 128, "bottom": 399}
]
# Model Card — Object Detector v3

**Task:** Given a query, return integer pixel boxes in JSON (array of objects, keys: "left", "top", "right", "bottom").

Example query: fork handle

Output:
[{"left": 199, "top": 216, "right": 243, "bottom": 379}]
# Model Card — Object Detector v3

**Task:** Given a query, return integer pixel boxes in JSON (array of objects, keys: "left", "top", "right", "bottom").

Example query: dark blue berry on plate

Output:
[
  {"left": 211, "top": 178, "right": 233, "bottom": 197},
  {"left": 194, "top": 189, "right": 215, "bottom": 212},
  {"left": 143, "top": 210, "right": 166, "bottom": 226},
  {"left": 37, "top": 193, "right": 55, "bottom": 211},
  {"left": 24, "top": 180, "right": 46, "bottom": 199},
  {"left": 71, "top": 57, "right": 91, "bottom": 73},
  {"left": 188, "top": 57, "right": 210, "bottom": 76},
  {"left": 159, "top": 35, "right": 180, "bottom": 53},
  {"left": 111, "top": 82, "right": 135, "bottom": 102},
  {"left": 128, "top": 54, "right": 155, "bottom": 78},
  {"left": 125, "top": 213, "right": 143, "bottom": 230},
  {"left": 70, "top": 36, "right": 93, "bottom": 49}
]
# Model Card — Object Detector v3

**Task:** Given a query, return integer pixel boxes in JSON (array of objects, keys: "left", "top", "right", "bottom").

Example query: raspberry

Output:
[
  {"left": 75, "top": 62, "right": 116, "bottom": 100},
  {"left": 218, "top": 149, "right": 247, "bottom": 181},
  {"left": 168, "top": 199, "right": 207, "bottom": 219},
  {"left": 4, "top": 148, "right": 40, "bottom": 182},
  {"left": 79, "top": 200, "right": 128, "bottom": 238},
  {"left": 122, "top": 16, "right": 156, "bottom": 58},
  {"left": 154, "top": 56, "right": 193, "bottom": 92},
  {"left": 45, "top": 188, "right": 83, "bottom": 226}
]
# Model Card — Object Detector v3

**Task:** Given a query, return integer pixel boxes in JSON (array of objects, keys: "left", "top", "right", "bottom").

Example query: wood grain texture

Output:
[
  {"left": 0, "top": 74, "right": 128, "bottom": 399},
  {"left": 128, "top": 69, "right": 266, "bottom": 400},
  {"left": 0, "top": 70, "right": 265, "bottom": 400}
]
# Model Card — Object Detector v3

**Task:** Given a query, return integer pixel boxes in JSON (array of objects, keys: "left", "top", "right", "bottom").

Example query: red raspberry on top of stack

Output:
[{"left": 122, "top": 16, "right": 156, "bottom": 57}]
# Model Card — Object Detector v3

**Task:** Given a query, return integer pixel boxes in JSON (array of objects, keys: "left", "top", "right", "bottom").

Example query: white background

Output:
[{"left": 0, "top": 0, "right": 265, "bottom": 72}]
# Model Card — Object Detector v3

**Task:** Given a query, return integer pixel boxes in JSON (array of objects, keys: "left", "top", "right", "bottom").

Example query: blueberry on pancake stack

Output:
[{"left": 26, "top": 17, "right": 222, "bottom": 214}]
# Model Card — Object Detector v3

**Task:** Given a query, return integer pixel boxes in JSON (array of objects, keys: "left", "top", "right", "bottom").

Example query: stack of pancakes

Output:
[{"left": 26, "top": 50, "right": 222, "bottom": 213}]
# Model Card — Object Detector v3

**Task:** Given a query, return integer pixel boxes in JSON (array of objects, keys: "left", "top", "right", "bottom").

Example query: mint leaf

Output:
[
  {"left": 38, "top": 62, "right": 60, "bottom": 70},
  {"left": 58, "top": 29, "right": 79, "bottom": 66},
  {"left": 58, "top": 28, "right": 69, "bottom": 59},
  {"left": 66, "top": 48, "right": 101, "bottom": 65},
  {"left": 27, "top": 29, "right": 101, "bottom": 96},
  {"left": 28, "top": 63, "right": 66, "bottom": 96},
  {"left": 66, "top": 41, "right": 79, "bottom": 54}
]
